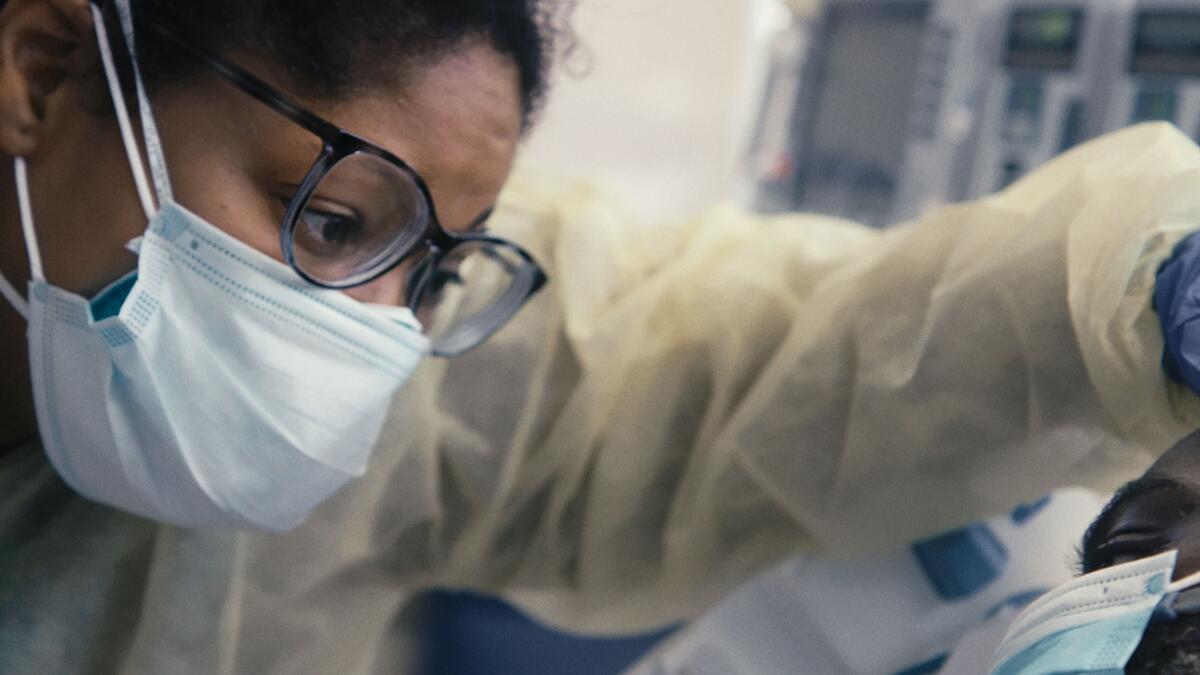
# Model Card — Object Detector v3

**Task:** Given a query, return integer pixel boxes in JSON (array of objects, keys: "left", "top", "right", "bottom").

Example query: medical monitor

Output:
[
  {"left": 1003, "top": 7, "right": 1085, "bottom": 71},
  {"left": 1130, "top": 10, "right": 1200, "bottom": 77},
  {"left": 794, "top": 1, "right": 931, "bottom": 220}
]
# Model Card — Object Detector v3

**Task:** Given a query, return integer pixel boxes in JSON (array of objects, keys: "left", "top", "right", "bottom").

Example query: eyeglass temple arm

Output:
[{"left": 108, "top": 1, "right": 342, "bottom": 141}]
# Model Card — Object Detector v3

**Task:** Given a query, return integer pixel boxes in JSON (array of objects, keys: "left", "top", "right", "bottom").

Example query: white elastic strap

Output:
[
  {"left": 1169, "top": 566, "right": 1200, "bottom": 594},
  {"left": 112, "top": 0, "right": 174, "bottom": 205},
  {"left": 90, "top": 2, "right": 156, "bottom": 220},
  {"left": 0, "top": 271, "right": 27, "bottom": 319},
  {"left": 2, "top": 157, "right": 40, "bottom": 320},
  {"left": 15, "top": 158, "right": 43, "bottom": 283}
]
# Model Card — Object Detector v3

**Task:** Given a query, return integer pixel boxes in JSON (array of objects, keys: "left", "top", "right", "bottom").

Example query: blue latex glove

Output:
[{"left": 1156, "top": 232, "right": 1200, "bottom": 393}]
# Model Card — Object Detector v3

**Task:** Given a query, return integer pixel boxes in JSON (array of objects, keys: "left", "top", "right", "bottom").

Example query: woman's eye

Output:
[
  {"left": 298, "top": 207, "right": 364, "bottom": 249},
  {"left": 1094, "top": 534, "right": 1168, "bottom": 570}
]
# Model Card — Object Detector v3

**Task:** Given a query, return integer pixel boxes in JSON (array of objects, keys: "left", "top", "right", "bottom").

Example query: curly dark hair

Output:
[{"left": 117, "top": 0, "right": 574, "bottom": 128}]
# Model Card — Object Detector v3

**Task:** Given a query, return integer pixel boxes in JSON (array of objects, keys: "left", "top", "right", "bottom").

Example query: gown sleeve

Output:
[{"left": 295, "top": 122, "right": 1200, "bottom": 637}]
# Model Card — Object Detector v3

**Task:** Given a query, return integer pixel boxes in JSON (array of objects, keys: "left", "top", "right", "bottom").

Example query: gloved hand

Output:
[{"left": 1156, "top": 232, "right": 1200, "bottom": 393}]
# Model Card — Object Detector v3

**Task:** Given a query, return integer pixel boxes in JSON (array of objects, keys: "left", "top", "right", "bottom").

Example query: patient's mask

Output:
[
  {"left": 0, "top": 0, "right": 429, "bottom": 531},
  {"left": 990, "top": 550, "right": 1200, "bottom": 674}
]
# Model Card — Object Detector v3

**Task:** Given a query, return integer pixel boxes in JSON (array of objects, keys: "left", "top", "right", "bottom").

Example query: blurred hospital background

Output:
[{"left": 411, "top": 0, "right": 1200, "bottom": 672}]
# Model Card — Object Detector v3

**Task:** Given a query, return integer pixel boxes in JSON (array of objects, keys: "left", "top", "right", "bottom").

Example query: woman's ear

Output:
[{"left": 0, "top": 0, "right": 93, "bottom": 156}]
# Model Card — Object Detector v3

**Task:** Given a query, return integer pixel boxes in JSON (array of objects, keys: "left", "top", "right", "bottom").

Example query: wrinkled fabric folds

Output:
[{"left": 406, "top": 122, "right": 1200, "bottom": 634}]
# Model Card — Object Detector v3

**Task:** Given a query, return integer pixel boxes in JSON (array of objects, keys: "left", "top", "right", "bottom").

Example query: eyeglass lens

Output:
[
  {"left": 289, "top": 151, "right": 430, "bottom": 287},
  {"left": 417, "top": 240, "right": 542, "bottom": 356}
]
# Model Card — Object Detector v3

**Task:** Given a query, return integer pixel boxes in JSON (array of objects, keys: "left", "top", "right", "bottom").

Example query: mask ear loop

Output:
[
  {"left": 14, "top": 158, "right": 41, "bottom": 283},
  {"left": 0, "top": 157, "right": 44, "bottom": 320},
  {"left": 110, "top": 0, "right": 173, "bottom": 209},
  {"left": 1168, "top": 565, "right": 1200, "bottom": 594},
  {"left": 1152, "top": 562, "right": 1200, "bottom": 624},
  {"left": 0, "top": 273, "right": 27, "bottom": 320},
  {"left": 0, "top": 3, "right": 164, "bottom": 320},
  {"left": 90, "top": 2, "right": 157, "bottom": 219}
]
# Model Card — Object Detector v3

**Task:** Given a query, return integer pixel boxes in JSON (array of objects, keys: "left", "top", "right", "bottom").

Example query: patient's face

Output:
[{"left": 1079, "top": 429, "right": 1200, "bottom": 578}]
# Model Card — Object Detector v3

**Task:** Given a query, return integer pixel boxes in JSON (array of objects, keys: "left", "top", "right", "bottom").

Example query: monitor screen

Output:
[
  {"left": 1004, "top": 7, "right": 1084, "bottom": 70},
  {"left": 1131, "top": 10, "right": 1200, "bottom": 76},
  {"left": 795, "top": 2, "right": 930, "bottom": 222}
]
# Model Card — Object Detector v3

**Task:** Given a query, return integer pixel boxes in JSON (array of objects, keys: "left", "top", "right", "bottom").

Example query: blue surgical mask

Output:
[{"left": 990, "top": 550, "right": 1200, "bottom": 674}]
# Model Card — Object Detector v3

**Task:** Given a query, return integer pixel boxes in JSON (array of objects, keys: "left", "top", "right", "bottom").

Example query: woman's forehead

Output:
[{"left": 321, "top": 45, "right": 524, "bottom": 228}]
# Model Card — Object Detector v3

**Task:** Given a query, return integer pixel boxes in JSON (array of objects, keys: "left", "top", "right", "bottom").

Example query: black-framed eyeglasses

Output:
[{"left": 114, "top": 5, "right": 548, "bottom": 357}]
